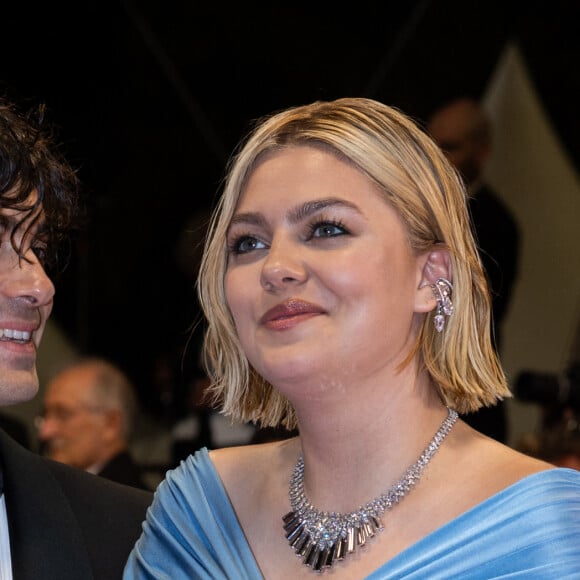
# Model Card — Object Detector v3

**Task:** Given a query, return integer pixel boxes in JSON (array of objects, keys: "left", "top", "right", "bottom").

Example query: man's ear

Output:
[
  {"left": 414, "top": 248, "right": 452, "bottom": 313},
  {"left": 102, "top": 409, "right": 123, "bottom": 440}
]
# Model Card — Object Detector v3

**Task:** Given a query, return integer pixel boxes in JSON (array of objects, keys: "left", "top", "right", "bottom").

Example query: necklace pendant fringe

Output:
[{"left": 283, "top": 510, "right": 383, "bottom": 571}]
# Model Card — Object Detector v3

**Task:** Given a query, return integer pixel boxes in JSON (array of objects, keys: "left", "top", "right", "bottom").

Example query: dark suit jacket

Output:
[
  {"left": 0, "top": 413, "right": 30, "bottom": 449},
  {"left": 0, "top": 428, "right": 153, "bottom": 580},
  {"left": 98, "top": 450, "right": 149, "bottom": 490}
]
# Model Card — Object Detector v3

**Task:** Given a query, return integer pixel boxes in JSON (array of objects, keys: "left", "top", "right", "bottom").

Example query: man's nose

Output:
[
  {"left": 34, "top": 410, "right": 63, "bottom": 443},
  {"left": 0, "top": 245, "right": 55, "bottom": 307},
  {"left": 36, "top": 414, "right": 58, "bottom": 441}
]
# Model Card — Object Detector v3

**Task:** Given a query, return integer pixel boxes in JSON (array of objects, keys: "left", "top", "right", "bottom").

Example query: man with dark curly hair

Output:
[{"left": 0, "top": 95, "right": 152, "bottom": 579}]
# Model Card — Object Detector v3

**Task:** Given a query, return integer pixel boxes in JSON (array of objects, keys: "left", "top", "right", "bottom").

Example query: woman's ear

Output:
[{"left": 414, "top": 248, "right": 452, "bottom": 313}]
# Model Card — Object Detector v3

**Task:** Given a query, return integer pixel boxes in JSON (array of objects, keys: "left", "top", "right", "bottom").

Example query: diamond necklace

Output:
[{"left": 282, "top": 407, "right": 458, "bottom": 572}]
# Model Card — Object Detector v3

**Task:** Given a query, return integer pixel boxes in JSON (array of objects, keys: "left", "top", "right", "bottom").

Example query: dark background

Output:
[{"left": 2, "top": 1, "right": 578, "bottom": 418}]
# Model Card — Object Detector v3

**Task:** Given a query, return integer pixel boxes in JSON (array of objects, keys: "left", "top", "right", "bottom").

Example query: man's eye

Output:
[
  {"left": 229, "top": 236, "right": 267, "bottom": 255},
  {"left": 31, "top": 244, "right": 48, "bottom": 264},
  {"left": 309, "top": 221, "right": 348, "bottom": 239}
]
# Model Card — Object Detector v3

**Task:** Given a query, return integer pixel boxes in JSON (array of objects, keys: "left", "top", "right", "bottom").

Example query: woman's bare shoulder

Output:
[
  {"left": 208, "top": 438, "right": 301, "bottom": 530},
  {"left": 420, "top": 423, "right": 557, "bottom": 527},
  {"left": 209, "top": 437, "right": 300, "bottom": 488},
  {"left": 453, "top": 422, "right": 555, "bottom": 492}
]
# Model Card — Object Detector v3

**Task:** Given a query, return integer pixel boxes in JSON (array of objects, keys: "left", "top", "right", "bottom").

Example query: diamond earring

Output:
[{"left": 431, "top": 277, "right": 454, "bottom": 332}]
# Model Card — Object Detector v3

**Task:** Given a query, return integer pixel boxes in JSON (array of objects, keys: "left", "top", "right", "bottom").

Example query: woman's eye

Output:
[
  {"left": 230, "top": 236, "right": 267, "bottom": 254},
  {"left": 309, "top": 221, "right": 348, "bottom": 239}
]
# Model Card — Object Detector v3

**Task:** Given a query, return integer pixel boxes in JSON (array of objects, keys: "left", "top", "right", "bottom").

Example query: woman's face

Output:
[{"left": 224, "top": 146, "right": 429, "bottom": 391}]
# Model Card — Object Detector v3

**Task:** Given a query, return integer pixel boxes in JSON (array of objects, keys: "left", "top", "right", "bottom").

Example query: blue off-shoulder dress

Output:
[{"left": 124, "top": 448, "right": 580, "bottom": 579}]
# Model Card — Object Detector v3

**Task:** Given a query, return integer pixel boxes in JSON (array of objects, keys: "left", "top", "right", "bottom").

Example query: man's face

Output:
[
  {"left": 37, "top": 366, "right": 110, "bottom": 469},
  {"left": 429, "top": 130, "right": 482, "bottom": 185},
  {"left": 0, "top": 191, "right": 55, "bottom": 405},
  {"left": 427, "top": 103, "right": 488, "bottom": 186}
]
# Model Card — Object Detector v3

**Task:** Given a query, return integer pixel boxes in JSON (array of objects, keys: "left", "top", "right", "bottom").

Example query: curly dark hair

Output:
[{"left": 0, "top": 96, "right": 80, "bottom": 272}]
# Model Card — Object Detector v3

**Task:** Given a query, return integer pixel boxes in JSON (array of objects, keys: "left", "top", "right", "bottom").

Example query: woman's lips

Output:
[{"left": 260, "top": 299, "right": 325, "bottom": 330}]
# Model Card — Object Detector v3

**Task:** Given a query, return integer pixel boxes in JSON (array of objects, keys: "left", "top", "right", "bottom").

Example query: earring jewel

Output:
[{"left": 431, "top": 277, "right": 454, "bottom": 333}]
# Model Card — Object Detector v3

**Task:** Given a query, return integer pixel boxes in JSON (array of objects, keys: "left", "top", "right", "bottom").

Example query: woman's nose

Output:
[{"left": 260, "top": 237, "right": 308, "bottom": 292}]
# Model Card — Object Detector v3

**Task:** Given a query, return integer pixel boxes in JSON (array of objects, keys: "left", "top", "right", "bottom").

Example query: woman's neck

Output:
[{"left": 289, "top": 368, "right": 448, "bottom": 512}]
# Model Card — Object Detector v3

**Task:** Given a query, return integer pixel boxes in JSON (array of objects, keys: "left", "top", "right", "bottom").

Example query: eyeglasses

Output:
[{"left": 34, "top": 404, "right": 106, "bottom": 429}]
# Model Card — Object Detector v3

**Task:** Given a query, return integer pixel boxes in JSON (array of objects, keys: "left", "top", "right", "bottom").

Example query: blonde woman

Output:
[{"left": 125, "top": 98, "right": 580, "bottom": 579}]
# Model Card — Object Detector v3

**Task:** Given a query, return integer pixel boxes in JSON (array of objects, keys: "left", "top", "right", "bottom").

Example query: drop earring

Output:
[{"left": 431, "top": 277, "right": 454, "bottom": 332}]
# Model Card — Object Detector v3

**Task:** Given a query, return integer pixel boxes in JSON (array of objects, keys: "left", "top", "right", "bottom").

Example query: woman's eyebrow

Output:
[
  {"left": 228, "top": 212, "right": 268, "bottom": 229},
  {"left": 229, "top": 197, "right": 361, "bottom": 229},
  {"left": 288, "top": 198, "right": 361, "bottom": 224}
]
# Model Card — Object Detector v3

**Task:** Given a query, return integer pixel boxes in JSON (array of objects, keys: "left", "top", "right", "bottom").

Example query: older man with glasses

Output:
[{"left": 37, "top": 357, "right": 149, "bottom": 490}]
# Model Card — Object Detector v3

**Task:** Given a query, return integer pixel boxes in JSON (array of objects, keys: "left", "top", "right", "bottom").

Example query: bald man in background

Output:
[
  {"left": 427, "top": 98, "right": 520, "bottom": 443},
  {"left": 38, "top": 357, "right": 149, "bottom": 490}
]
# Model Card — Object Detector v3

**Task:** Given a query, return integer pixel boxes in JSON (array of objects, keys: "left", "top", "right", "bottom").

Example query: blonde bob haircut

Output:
[{"left": 198, "top": 97, "right": 510, "bottom": 429}]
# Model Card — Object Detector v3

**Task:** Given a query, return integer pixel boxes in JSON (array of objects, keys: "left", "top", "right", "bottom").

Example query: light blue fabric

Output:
[
  {"left": 124, "top": 448, "right": 580, "bottom": 579},
  {"left": 367, "top": 467, "right": 580, "bottom": 579},
  {"left": 124, "top": 448, "right": 261, "bottom": 580}
]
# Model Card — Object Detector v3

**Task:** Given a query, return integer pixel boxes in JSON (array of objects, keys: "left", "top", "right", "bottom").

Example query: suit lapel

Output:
[{"left": 0, "top": 429, "right": 93, "bottom": 579}]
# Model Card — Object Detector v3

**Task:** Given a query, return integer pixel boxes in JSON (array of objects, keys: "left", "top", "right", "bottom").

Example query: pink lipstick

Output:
[{"left": 260, "top": 299, "right": 325, "bottom": 330}]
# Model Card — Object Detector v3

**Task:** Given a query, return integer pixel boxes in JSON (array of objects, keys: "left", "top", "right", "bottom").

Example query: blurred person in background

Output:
[{"left": 38, "top": 356, "right": 150, "bottom": 489}]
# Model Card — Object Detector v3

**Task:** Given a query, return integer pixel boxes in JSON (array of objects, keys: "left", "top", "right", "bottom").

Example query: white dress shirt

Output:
[{"left": 0, "top": 494, "right": 13, "bottom": 579}]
